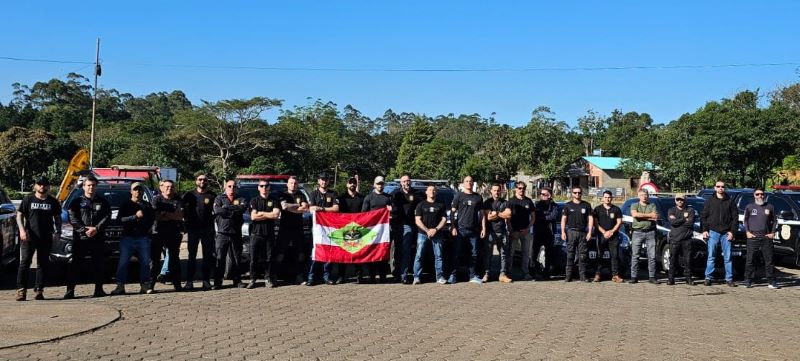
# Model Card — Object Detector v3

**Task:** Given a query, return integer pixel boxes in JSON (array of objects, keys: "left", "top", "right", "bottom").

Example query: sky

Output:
[{"left": 2, "top": 1, "right": 799, "bottom": 127}]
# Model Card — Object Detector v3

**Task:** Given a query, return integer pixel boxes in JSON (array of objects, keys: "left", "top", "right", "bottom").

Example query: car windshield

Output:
[
  {"left": 66, "top": 185, "right": 152, "bottom": 208},
  {"left": 784, "top": 193, "right": 800, "bottom": 208}
]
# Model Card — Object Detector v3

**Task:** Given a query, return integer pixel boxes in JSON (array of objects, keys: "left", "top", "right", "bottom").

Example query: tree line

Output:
[{"left": 0, "top": 72, "right": 799, "bottom": 194}]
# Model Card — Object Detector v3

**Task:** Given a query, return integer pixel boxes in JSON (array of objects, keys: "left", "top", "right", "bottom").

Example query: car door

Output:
[{"left": 0, "top": 188, "right": 18, "bottom": 265}]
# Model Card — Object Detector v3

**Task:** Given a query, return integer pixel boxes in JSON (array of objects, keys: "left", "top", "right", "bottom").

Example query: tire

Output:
[{"left": 660, "top": 244, "right": 671, "bottom": 275}]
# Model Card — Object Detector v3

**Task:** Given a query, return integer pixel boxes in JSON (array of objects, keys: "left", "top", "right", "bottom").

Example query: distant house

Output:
[{"left": 565, "top": 156, "right": 653, "bottom": 197}]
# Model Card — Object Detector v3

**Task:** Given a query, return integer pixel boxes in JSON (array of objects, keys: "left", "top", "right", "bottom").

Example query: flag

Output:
[{"left": 312, "top": 208, "right": 391, "bottom": 263}]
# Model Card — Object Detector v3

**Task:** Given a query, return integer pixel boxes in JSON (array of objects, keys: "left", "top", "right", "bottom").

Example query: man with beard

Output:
[
  {"left": 533, "top": 187, "right": 559, "bottom": 280},
  {"left": 15, "top": 177, "right": 61, "bottom": 301},
  {"left": 742, "top": 188, "right": 780, "bottom": 289},
  {"left": 65, "top": 175, "right": 110, "bottom": 299},
  {"left": 630, "top": 190, "right": 659, "bottom": 284},
  {"left": 666, "top": 193, "right": 695, "bottom": 286},
  {"left": 278, "top": 176, "right": 309, "bottom": 285},
  {"left": 700, "top": 181, "right": 738, "bottom": 287},
  {"left": 592, "top": 190, "right": 623, "bottom": 283},
  {"left": 481, "top": 183, "right": 512, "bottom": 283},
  {"left": 391, "top": 175, "right": 420, "bottom": 284},
  {"left": 361, "top": 176, "right": 392, "bottom": 283},
  {"left": 336, "top": 177, "right": 365, "bottom": 283},
  {"left": 151, "top": 179, "right": 184, "bottom": 292},
  {"left": 412, "top": 184, "right": 447, "bottom": 285},
  {"left": 212, "top": 180, "right": 248, "bottom": 289},
  {"left": 561, "top": 186, "right": 593, "bottom": 282},
  {"left": 506, "top": 181, "right": 535, "bottom": 280},
  {"left": 449, "top": 176, "right": 484, "bottom": 284},
  {"left": 246, "top": 180, "right": 280, "bottom": 289},
  {"left": 305, "top": 173, "right": 340, "bottom": 286},
  {"left": 182, "top": 172, "right": 217, "bottom": 291},
  {"left": 111, "top": 182, "right": 155, "bottom": 295}
]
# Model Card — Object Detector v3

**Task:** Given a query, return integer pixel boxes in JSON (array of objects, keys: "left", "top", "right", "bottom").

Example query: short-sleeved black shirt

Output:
[
  {"left": 308, "top": 189, "right": 339, "bottom": 208},
  {"left": 182, "top": 189, "right": 216, "bottom": 230},
  {"left": 250, "top": 195, "right": 279, "bottom": 236},
  {"left": 337, "top": 192, "right": 364, "bottom": 214},
  {"left": 19, "top": 194, "right": 61, "bottom": 239},
  {"left": 482, "top": 197, "right": 507, "bottom": 235},
  {"left": 592, "top": 204, "right": 622, "bottom": 233},
  {"left": 505, "top": 196, "right": 534, "bottom": 231},
  {"left": 451, "top": 192, "right": 483, "bottom": 230},
  {"left": 152, "top": 195, "right": 183, "bottom": 234},
  {"left": 391, "top": 188, "right": 421, "bottom": 225},
  {"left": 415, "top": 200, "right": 446, "bottom": 230},
  {"left": 362, "top": 191, "right": 391, "bottom": 212},
  {"left": 279, "top": 191, "right": 308, "bottom": 230},
  {"left": 563, "top": 200, "right": 592, "bottom": 231}
]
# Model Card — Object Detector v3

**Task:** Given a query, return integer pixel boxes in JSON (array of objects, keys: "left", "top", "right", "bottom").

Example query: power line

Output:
[{"left": 2, "top": 55, "right": 799, "bottom": 72}]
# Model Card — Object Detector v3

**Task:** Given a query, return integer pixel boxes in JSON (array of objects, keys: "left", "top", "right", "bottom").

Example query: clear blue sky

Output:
[{"left": 2, "top": 1, "right": 799, "bottom": 127}]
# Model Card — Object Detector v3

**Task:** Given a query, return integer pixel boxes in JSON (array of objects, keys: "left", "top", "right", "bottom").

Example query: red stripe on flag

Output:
[
  {"left": 315, "top": 208, "right": 389, "bottom": 228},
  {"left": 313, "top": 242, "right": 391, "bottom": 263}
]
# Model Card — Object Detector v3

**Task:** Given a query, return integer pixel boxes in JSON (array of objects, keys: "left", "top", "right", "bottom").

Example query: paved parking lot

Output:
[{"left": 1, "top": 263, "right": 799, "bottom": 360}]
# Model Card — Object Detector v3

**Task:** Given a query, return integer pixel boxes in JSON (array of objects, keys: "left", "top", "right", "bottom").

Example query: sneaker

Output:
[
  {"left": 481, "top": 274, "right": 489, "bottom": 283},
  {"left": 612, "top": 275, "right": 624, "bottom": 283},
  {"left": 744, "top": 280, "right": 753, "bottom": 288},
  {"left": 15, "top": 289, "right": 26, "bottom": 301},
  {"left": 201, "top": 281, "right": 212, "bottom": 291},
  {"left": 183, "top": 282, "right": 194, "bottom": 290},
  {"left": 469, "top": 276, "right": 483, "bottom": 284},
  {"left": 325, "top": 279, "right": 337, "bottom": 285},
  {"left": 726, "top": 280, "right": 736, "bottom": 287},
  {"left": 412, "top": 278, "right": 422, "bottom": 285},
  {"left": 302, "top": 280, "right": 315, "bottom": 287},
  {"left": 768, "top": 282, "right": 781, "bottom": 289},
  {"left": 265, "top": 279, "right": 275, "bottom": 288},
  {"left": 63, "top": 289, "right": 75, "bottom": 300},
  {"left": 667, "top": 279, "right": 675, "bottom": 286},
  {"left": 648, "top": 278, "right": 660, "bottom": 285},
  {"left": 110, "top": 284, "right": 126, "bottom": 296},
  {"left": 436, "top": 278, "right": 448, "bottom": 285},
  {"left": 628, "top": 278, "right": 638, "bottom": 284},
  {"left": 593, "top": 273, "right": 601, "bottom": 283},
  {"left": 704, "top": 279, "right": 712, "bottom": 286},
  {"left": 246, "top": 281, "right": 257, "bottom": 289},
  {"left": 34, "top": 290, "right": 44, "bottom": 300},
  {"left": 145, "top": 288, "right": 154, "bottom": 294},
  {"left": 498, "top": 274, "right": 513, "bottom": 283},
  {"left": 447, "top": 275, "right": 457, "bottom": 284}
]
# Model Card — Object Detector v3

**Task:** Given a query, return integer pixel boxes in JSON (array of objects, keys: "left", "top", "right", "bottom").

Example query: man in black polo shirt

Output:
[
  {"left": 212, "top": 180, "right": 249, "bottom": 289},
  {"left": 592, "top": 190, "right": 623, "bottom": 283},
  {"left": 278, "top": 176, "right": 309, "bottom": 285},
  {"left": 449, "top": 175, "right": 484, "bottom": 284},
  {"left": 305, "top": 173, "right": 340, "bottom": 286},
  {"left": 16, "top": 177, "right": 61, "bottom": 301},
  {"left": 743, "top": 187, "right": 780, "bottom": 289},
  {"left": 413, "top": 184, "right": 447, "bottom": 285},
  {"left": 561, "top": 186, "right": 593, "bottom": 282},
  {"left": 246, "top": 180, "right": 281, "bottom": 289},
  {"left": 337, "top": 177, "right": 365, "bottom": 283},
  {"left": 506, "top": 181, "right": 535, "bottom": 281},
  {"left": 65, "top": 175, "right": 111, "bottom": 299},
  {"left": 182, "top": 172, "right": 217, "bottom": 291},
  {"left": 391, "top": 175, "right": 420, "bottom": 284},
  {"left": 361, "top": 176, "right": 392, "bottom": 282},
  {"left": 482, "top": 183, "right": 512, "bottom": 283},
  {"left": 152, "top": 179, "right": 184, "bottom": 292}
]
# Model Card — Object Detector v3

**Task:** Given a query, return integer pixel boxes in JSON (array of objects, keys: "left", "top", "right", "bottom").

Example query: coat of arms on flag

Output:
[{"left": 312, "top": 208, "right": 391, "bottom": 263}]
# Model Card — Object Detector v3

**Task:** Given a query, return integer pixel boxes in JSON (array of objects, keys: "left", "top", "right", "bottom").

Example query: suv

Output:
[
  {"left": 0, "top": 186, "right": 19, "bottom": 269},
  {"left": 51, "top": 177, "right": 155, "bottom": 264},
  {"left": 698, "top": 188, "right": 800, "bottom": 266},
  {"left": 619, "top": 195, "right": 737, "bottom": 276}
]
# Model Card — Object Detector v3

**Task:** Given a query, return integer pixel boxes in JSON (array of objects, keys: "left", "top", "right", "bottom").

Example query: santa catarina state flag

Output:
[{"left": 312, "top": 208, "right": 391, "bottom": 263}]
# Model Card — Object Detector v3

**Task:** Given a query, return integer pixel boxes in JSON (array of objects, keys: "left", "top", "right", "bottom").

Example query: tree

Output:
[
  {"left": 576, "top": 110, "right": 607, "bottom": 156},
  {"left": 0, "top": 127, "right": 75, "bottom": 187},
  {"left": 391, "top": 115, "right": 435, "bottom": 177}
]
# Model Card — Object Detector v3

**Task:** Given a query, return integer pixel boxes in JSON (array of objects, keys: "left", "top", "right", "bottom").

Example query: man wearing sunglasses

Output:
[
  {"left": 700, "top": 181, "right": 738, "bottom": 287},
  {"left": 666, "top": 193, "right": 695, "bottom": 286},
  {"left": 743, "top": 188, "right": 780, "bottom": 289},
  {"left": 212, "top": 180, "right": 249, "bottom": 289},
  {"left": 16, "top": 177, "right": 61, "bottom": 301},
  {"left": 533, "top": 187, "right": 560, "bottom": 280},
  {"left": 305, "top": 173, "right": 340, "bottom": 286},
  {"left": 247, "top": 180, "right": 281, "bottom": 289},
  {"left": 630, "top": 190, "right": 659, "bottom": 284},
  {"left": 592, "top": 190, "right": 623, "bottom": 283},
  {"left": 182, "top": 172, "right": 217, "bottom": 291},
  {"left": 561, "top": 186, "right": 593, "bottom": 282},
  {"left": 506, "top": 182, "right": 535, "bottom": 281}
]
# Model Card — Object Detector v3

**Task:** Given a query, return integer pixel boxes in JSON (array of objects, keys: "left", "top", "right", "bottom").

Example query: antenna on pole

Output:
[{"left": 89, "top": 37, "right": 101, "bottom": 169}]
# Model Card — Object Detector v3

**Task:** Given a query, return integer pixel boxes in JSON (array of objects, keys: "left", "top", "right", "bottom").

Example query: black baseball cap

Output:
[
  {"left": 35, "top": 177, "right": 50, "bottom": 186},
  {"left": 347, "top": 177, "right": 358, "bottom": 184},
  {"left": 318, "top": 173, "right": 330, "bottom": 180}
]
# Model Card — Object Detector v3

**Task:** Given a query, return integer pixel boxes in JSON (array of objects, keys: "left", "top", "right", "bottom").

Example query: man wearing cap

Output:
[
  {"left": 449, "top": 175, "right": 484, "bottom": 284},
  {"left": 743, "top": 187, "right": 780, "bottom": 289},
  {"left": 561, "top": 186, "right": 593, "bottom": 282},
  {"left": 700, "top": 181, "right": 738, "bottom": 287},
  {"left": 337, "top": 177, "right": 365, "bottom": 283},
  {"left": 151, "top": 179, "right": 184, "bottom": 292},
  {"left": 246, "top": 179, "right": 280, "bottom": 289},
  {"left": 15, "top": 177, "right": 61, "bottom": 301},
  {"left": 305, "top": 173, "right": 340, "bottom": 286},
  {"left": 361, "top": 176, "right": 392, "bottom": 282},
  {"left": 213, "top": 180, "right": 249, "bottom": 289},
  {"left": 277, "top": 176, "right": 309, "bottom": 285},
  {"left": 592, "top": 190, "right": 623, "bottom": 283},
  {"left": 182, "top": 172, "right": 217, "bottom": 291},
  {"left": 390, "top": 175, "right": 421, "bottom": 284},
  {"left": 111, "top": 182, "right": 155, "bottom": 295},
  {"left": 666, "top": 193, "right": 695, "bottom": 285},
  {"left": 630, "top": 190, "right": 659, "bottom": 284},
  {"left": 65, "top": 175, "right": 111, "bottom": 299}
]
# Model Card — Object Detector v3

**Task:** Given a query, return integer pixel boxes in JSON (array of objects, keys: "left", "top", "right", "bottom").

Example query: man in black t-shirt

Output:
[
  {"left": 449, "top": 176, "right": 484, "bottom": 284},
  {"left": 337, "top": 177, "right": 365, "bottom": 283},
  {"left": 246, "top": 180, "right": 281, "bottom": 289},
  {"left": 592, "top": 190, "right": 623, "bottom": 283},
  {"left": 181, "top": 172, "right": 217, "bottom": 291},
  {"left": 15, "top": 177, "right": 61, "bottom": 301},
  {"left": 390, "top": 175, "right": 421, "bottom": 284},
  {"left": 112, "top": 182, "right": 155, "bottom": 296},
  {"left": 412, "top": 185, "right": 447, "bottom": 285},
  {"left": 213, "top": 180, "right": 249, "bottom": 289},
  {"left": 481, "top": 183, "right": 512, "bottom": 283},
  {"left": 505, "top": 182, "right": 535, "bottom": 281},
  {"left": 151, "top": 179, "right": 184, "bottom": 292},
  {"left": 361, "top": 176, "right": 392, "bottom": 282},
  {"left": 561, "top": 186, "right": 594, "bottom": 282},
  {"left": 278, "top": 176, "right": 309, "bottom": 285},
  {"left": 305, "top": 173, "right": 339, "bottom": 286}
]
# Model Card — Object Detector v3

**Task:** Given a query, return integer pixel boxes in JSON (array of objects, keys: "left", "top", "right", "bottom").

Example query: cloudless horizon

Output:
[{"left": 2, "top": 1, "right": 799, "bottom": 127}]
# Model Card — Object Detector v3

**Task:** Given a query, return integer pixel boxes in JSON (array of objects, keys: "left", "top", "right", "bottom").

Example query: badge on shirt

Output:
[
  {"left": 765, "top": 209, "right": 770, "bottom": 215},
  {"left": 524, "top": 205, "right": 529, "bottom": 209},
  {"left": 326, "top": 196, "right": 332, "bottom": 203},
  {"left": 581, "top": 208, "right": 585, "bottom": 214},
  {"left": 233, "top": 200, "right": 240, "bottom": 205},
  {"left": 683, "top": 212, "right": 689, "bottom": 218},
  {"left": 267, "top": 201, "right": 273, "bottom": 207},
  {"left": 610, "top": 213, "right": 615, "bottom": 219},
  {"left": 94, "top": 203, "right": 101, "bottom": 211},
  {"left": 467, "top": 200, "right": 473, "bottom": 206},
  {"left": 296, "top": 197, "right": 301, "bottom": 204},
  {"left": 409, "top": 195, "right": 414, "bottom": 201},
  {"left": 204, "top": 198, "right": 210, "bottom": 205},
  {"left": 429, "top": 207, "right": 435, "bottom": 213}
]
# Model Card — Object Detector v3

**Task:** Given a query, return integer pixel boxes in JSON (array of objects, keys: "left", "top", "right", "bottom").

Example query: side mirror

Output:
[
  {"left": 0, "top": 204, "right": 15, "bottom": 215},
  {"left": 779, "top": 210, "right": 795, "bottom": 220}
]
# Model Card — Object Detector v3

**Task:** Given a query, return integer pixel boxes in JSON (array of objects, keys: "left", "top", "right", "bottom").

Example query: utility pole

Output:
[{"left": 89, "top": 37, "right": 101, "bottom": 169}]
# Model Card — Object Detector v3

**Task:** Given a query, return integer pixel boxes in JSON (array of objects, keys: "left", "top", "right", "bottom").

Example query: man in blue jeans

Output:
[
  {"left": 450, "top": 176, "right": 484, "bottom": 284},
  {"left": 391, "top": 175, "right": 421, "bottom": 284},
  {"left": 700, "top": 181, "right": 739, "bottom": 287},
  {"left": 413, "top": 185, "right": 447, "bottom": 284},
  {"left": 112, "top": 182, "right": 154, "bottom": 295}
]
